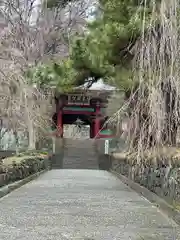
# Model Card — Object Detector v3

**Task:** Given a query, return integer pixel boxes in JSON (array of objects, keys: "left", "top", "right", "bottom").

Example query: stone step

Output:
[
  {"left": 63, "top": 151, "right": 96, "bottom": 156},
  {"left": 64, "top": 155, "right": 95, "bottom": 158},
  {"left": 64, "top": 140, "right": 94, "bottom": 147},
  {"left": 53, "top": 138, "right": 98, "bottom": 170},
  {"left": 64, "top": 152, "right": 95, "bottom": 156},
  {"left": 64, "top": 146, "right": 94, "bottom": 149}
]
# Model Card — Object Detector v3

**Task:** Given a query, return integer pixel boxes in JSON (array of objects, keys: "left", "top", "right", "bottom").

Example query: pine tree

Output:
[{"left": 32, "top": 0, "right": 152, "bottom": 91}]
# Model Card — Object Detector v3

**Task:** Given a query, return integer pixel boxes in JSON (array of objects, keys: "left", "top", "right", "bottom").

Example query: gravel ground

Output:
[{"left": 0, "top": 169, "right": 179, "bottom": 240}]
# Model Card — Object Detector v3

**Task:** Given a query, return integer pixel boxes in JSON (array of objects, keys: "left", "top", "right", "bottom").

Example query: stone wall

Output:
[
  {"left": 50, "top": 138, "right": 64, "bottom": 169},
  {"left": 0, "top": 150, "right": 16, "bottom": 160},
  {"left": 111, "top": 151, "right": 180, "bottom": 207},
  {"left": 94, "top": 139, "right": 180, "bottom": 207},
  {"left": 94, "top": 139, "right": 112, "bottom": 170}
]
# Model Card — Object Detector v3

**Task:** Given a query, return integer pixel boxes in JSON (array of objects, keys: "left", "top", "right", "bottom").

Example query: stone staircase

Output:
[{"left": 62, "top": 138, "right": 99, "bottom": 169}]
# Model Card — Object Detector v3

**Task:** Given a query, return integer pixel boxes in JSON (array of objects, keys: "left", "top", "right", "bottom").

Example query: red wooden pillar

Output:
[
  {"left": 94, "top": 102, "right": 101, "bottom": 138},
  {"left": 56, "top": 96, "right": 64, "bottom": 138}
]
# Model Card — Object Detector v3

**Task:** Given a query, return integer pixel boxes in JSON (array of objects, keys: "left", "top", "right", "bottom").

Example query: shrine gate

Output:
[{"left": 52, "top": 88, "right": 114, "bottom": 139}]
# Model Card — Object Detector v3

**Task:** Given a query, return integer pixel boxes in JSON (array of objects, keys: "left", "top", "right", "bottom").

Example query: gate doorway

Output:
[
  {"left": 52, "top": 89, "right": 115, "bottom": 139},
  {"left": 63, "top": 123, "right": 90, "bottom": 139}
]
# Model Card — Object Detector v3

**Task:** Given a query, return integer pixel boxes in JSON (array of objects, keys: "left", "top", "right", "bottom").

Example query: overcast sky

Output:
[{"left": 30, "top": 0, "right": 97, "bottom": 24}]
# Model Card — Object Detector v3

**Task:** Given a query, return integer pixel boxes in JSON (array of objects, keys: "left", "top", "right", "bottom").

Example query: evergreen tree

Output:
[{"left": 31, "top": 0, "right": 152, "bottom": 91}]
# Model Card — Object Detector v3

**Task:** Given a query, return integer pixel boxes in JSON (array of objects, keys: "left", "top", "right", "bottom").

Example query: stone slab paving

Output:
[{"left": 0, "top": 169, "right": 179, "bottom": 240}]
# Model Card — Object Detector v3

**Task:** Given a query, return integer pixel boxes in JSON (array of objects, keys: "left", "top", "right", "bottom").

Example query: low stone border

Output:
[
  {"left": 110, "top": 169, "right": 180, "bottom": 225},
  {"left": 0, "top": 169, "right": 48, "bottom": 199}
]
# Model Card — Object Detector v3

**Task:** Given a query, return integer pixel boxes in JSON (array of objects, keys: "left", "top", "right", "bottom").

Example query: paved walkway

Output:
[{"left": 0, "top": 170, "right": 179, "bottom": 240}]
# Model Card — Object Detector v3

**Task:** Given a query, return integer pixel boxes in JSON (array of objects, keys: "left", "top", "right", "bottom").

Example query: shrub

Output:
[{"left": 0, "top": 153, "right": 49, "bottom": 187}]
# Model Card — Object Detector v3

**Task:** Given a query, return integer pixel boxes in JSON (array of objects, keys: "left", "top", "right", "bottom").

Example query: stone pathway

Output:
[{"left": 0, "top": 169, "right": 179, "bottom": 240}]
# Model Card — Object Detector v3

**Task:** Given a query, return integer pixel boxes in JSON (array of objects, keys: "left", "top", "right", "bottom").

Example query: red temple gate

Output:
[{"left": 52, "top": 89, "right": 114, "bottom": 139}]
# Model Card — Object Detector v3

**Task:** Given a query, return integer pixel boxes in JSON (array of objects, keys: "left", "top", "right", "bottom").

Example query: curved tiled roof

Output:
[{"left": 77, "top": 79, "right": 116, "bottom": 91}]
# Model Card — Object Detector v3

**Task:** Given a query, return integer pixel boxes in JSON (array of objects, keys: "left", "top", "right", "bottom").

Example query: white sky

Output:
[{"left": 31, "top": 0, "right": 97, "bottom": 24}]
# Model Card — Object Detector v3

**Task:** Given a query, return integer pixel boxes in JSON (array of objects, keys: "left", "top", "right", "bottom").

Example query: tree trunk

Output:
[
  {"left": 28, "top": 123, "right": 36, "bottom": 150},
  {"left": 126, "top": 81, "right": 178, "bottom": 149},
  {"left": 13, "top": 130, "right": 19, "bottom": 154},
  {"left": 24, "top": 89, "right": 36, "bottom": 150}
]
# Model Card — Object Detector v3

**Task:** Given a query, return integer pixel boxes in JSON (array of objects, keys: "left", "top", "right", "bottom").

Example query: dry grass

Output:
[
  {"left": 105, "top": 0, "right": 180, "bottom": 164},
  {"left": 126, "top": 146, "right": 180, "bottom": 166},
  {"left": 112, "top": 152, "right": 127, "bottom": 160},
  {"left": 112, "top": 146, "right": 180, "bottom": 170},
  {"left": 132, "top": 0, "right": 180, "bottom": 150}
]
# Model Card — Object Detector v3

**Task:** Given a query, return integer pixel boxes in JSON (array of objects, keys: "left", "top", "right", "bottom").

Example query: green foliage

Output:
[
  {"left": 68, "top": 0, "right": 149, "bottom": 90},
  {"left": 30, "top": 0, "right": 154, "bottom": 91},
  {"left": 27, "top": 60, "right": 77, "bottom": 92}
]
